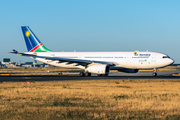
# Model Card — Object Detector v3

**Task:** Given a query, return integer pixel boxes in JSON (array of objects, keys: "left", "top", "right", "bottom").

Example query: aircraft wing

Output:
[{"left": 10, "top": 50, "right": 117, "bottom": 66}]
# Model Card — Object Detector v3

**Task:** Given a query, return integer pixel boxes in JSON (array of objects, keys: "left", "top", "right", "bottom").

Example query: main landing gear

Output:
[
  {"left": 152, "top": 68, "right": 157, "bottom": 76},
  {"left": 97, "top": 74, "right": 108, "bottom": 76},
  {"left": 79, "top": 72, "right": 109, "bottom": 77},
  {"left": 79, "top": 72, "right": 91, "bottom": 76}
]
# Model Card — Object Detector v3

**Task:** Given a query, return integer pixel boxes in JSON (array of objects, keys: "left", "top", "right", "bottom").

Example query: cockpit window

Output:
[{"left": 162, "top": 56, "right": 170, "bottom": 58}]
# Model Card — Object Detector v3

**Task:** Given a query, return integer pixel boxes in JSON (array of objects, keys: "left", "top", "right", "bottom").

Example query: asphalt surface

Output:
[{"left": 0, "top": 71, "right": 180, "bottom": 82}]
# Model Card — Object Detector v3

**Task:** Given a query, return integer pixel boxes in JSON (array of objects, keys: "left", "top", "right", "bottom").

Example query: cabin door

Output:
[{"left": 151, "top": 54, "right": 156, "bottom": 64}]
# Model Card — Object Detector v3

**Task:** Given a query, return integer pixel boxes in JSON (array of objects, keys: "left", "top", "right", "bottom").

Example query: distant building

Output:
[
  {"left": 170, "top": 64, "right": 180, "bottom": 66},
  {"left": 0, "top": 58, "right": 56, "bottom": 68},
  {"left": 3, "top": 58, "right": 10, "bottom": 62},
  {"left": 24, "top": 62, "right": 33, "bottom": 65},
  {"left": 1, "top": 58, "right": 18, "bottom": 68},
  {"left": 21, "top": 62, "right": 33, "bottom": 67},
  {"left": 2, "top": 58, "right": 11, "bottom": 65},
  {"left": 1, "top": 58, "right": 14, "bottom": 67}
]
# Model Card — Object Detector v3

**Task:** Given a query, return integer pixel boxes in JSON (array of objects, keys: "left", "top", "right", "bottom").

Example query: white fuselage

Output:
[{"left": 29, "top": 51, "right": 174, "bottom": 70}]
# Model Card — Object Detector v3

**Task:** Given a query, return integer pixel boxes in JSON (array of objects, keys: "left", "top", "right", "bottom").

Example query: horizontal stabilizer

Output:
[{"left": 9, "top": 49, "right": 22, "bottom": 55}]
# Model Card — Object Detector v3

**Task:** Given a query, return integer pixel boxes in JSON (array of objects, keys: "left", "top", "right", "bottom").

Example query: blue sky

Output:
[{"left": 0, "top": 0, "right": 180, "bottom": 63}]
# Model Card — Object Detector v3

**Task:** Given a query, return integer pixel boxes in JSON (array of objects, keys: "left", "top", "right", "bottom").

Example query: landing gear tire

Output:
[
  {"left": 152, "top": 68, "right": 157, "bottom": 76},
  {"left": 97, "top": 74, "right": 108, "bottom": 76},
  {"left": 102, "top": 74, "right": 108, "bottom": 76},
  {"left": 152, "top": 73, "right": 157, "bottom": 76},
  {"left": 79, "top": 72, "right": 85, "bottom": 76},
  {"left": 84, "top": 72, "right": 91, "bottom": 76},
  {"left": 97, "top": 74, "right": 102, "bottom": 76}
]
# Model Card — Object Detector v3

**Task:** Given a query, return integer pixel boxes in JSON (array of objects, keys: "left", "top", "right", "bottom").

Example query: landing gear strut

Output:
[{"left": 152, "top": 68, "right": 157, "bottom": 76}]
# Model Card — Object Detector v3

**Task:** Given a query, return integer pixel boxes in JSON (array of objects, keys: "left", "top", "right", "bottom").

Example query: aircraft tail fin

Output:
[{"left": 21, "top": 26, "right": 51, "bottom": 52}]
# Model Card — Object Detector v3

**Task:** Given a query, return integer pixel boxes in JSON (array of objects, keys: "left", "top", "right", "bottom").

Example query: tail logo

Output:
[
  {"left": 25, "top": 31, "right": 30, "bottom": 37},
  {"left": 22, "top": 26, "right": 52, "bottom": 52}
]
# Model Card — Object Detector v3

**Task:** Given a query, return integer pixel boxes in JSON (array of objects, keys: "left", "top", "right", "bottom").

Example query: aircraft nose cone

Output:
[{"left": 169, "top": 58, "right": 174, "bottom": 65}]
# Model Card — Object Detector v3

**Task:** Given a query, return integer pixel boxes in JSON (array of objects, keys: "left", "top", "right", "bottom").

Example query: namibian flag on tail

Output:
[{"left": 21, "top": 26, "right": 51, "bottom": 52}]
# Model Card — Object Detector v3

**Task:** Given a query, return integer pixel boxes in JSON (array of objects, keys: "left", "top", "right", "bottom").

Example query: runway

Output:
[{"left": 1, "top": 71, "right": 180, "bottom": 82}]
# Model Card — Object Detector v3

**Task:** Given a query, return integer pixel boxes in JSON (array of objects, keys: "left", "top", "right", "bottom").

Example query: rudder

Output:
[{"left": 21, "top": 26, "right": 51, "bottom": 52}]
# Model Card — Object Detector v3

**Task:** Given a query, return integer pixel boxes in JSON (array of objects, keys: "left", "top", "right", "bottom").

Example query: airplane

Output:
[{"left": 10, "top": 26, "right": 174, "bottom": 76}]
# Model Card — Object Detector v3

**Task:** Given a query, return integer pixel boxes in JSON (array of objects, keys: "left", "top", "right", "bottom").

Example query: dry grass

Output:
[{"left": 1, "top": 79, "right": 180, "bottom": 119}]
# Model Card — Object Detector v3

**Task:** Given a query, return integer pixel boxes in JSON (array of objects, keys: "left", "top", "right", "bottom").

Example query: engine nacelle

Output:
[
  {"left": 118, "top": 68, "right": 139, "bottom": 73},
  {"left": 86, "top": 64, "right": 110, "bottom": 74}
]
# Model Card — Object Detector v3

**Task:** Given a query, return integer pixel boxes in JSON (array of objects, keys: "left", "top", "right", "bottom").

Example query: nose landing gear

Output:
[{"left": 152, "top": 68, "right": 157, "bottom": 76}]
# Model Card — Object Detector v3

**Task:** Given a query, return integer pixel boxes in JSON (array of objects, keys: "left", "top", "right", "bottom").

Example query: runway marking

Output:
[
  {"left": 22, "top": 77, "right": 41, "bottom": 79},
  {"left": 0, "top": 74, "right": 10, "bottom": 76},
  {"left": 22, "top": 77, "right": 43, "bottom": 79},
  {"left": 22, "top": 77, "right": 32, "bottom": 79}
]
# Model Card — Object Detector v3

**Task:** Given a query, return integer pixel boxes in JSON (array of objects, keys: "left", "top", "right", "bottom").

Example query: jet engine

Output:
[
  {"left": 118, "top": 68, "right": 139, "bottom": 73},
  {"left": 86, "top": 64, "right": 110, "bottom": 74}
]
